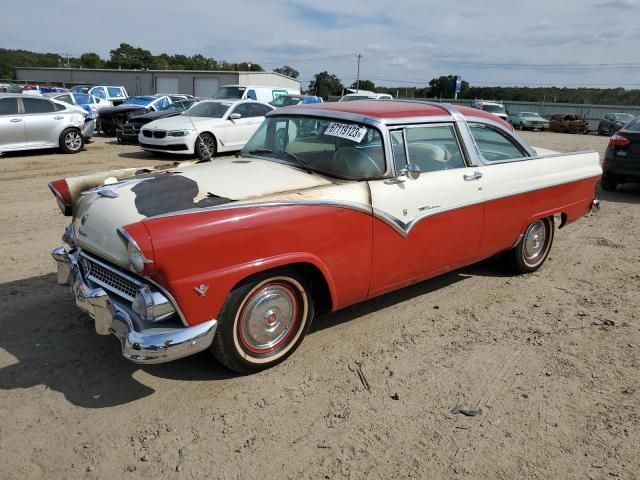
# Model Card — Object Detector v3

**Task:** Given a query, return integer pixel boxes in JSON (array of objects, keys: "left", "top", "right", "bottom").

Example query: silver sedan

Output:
[{"left": 0, "top": 93, "right": 93, "bottom": 154}]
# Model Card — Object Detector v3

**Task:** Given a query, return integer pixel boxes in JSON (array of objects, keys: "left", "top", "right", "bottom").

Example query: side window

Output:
[
  {"left": 22, "top": 98, "right": 56, "bottom": 114},
  {"left": 390, "top": 130, "right": 407, "bottom": 173},
  {"left": 250, "top": 104, "right": 271, "bottom": 117},
  {"left": 403, "top": 124, "right": 466, "bottom": 173},
  {"left": 246, "top": 89, "right": 257, "bottom": 100},
  {"left": 91, "top": 87, "right": 106, "bottom": 99},
  {"left": 107, "top": 87, "right": 123, "bottom": 98},
  {"left": 231, "top": 103, "right": 252, "bottom": 118},
  {"left": 53, "top": 102, "right": 67, "bottom": 111},
  {"left": 56, "top": 94, "right": 73, "bottom": 104},
  {"left": 0, "top": 98, "right": 19, "bottom": 115},
  {"left": 469, "top": 124, "right": 527, "bottom": 162}
]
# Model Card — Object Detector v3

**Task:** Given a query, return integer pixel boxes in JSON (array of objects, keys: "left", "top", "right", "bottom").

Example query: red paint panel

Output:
[
  {"left": 142, "top": 205, "right": 373, "bottom": 326},
  {"left": 369, "top": 203, "right": 484, "bottom": 297},
  {"left": 48, "top": 179, "right": 72, "bottom": 216},
  {"left": 479, "top": 176, "right": 599, "bottom": 258}
]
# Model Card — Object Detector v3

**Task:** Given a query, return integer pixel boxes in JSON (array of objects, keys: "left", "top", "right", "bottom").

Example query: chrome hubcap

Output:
[
  {"left": 239, "top": 283, "right": 298, "bottom": 353},
  {"left": 523, "top": 220, "right": 547, "bottom": 264},
  {"left": 65, "top": 131, "right": 81, "bottom": 150}
]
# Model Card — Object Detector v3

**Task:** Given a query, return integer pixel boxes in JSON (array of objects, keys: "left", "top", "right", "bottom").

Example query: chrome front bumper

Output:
[{"left": 51, "top": 246, "right": 217, "bottom": 364}]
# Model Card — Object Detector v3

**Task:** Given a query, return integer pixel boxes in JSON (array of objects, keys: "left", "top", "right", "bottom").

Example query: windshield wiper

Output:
[{"left": 247, "top": 148, "right": 273, "bottom": 155}]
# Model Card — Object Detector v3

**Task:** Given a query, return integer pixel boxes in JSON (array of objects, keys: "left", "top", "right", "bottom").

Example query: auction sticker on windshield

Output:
[{"left": 324, "top": 122, "right": 368, "bottom": 143}]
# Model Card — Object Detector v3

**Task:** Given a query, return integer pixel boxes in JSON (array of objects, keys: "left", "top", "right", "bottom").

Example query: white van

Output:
[{"left": 213, "top": 85, "right": 300, "bottom": 104}]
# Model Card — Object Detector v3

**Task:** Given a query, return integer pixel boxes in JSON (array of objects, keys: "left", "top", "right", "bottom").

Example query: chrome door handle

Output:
[
  {"left": 463, "top": 171, "right": 483, "bottom": 181},
  {"left": 54, "top": 116, "right": 64, "bottom": 120},
  {"left": 10, "top": 118, "right": 22, "bottom": 123}
]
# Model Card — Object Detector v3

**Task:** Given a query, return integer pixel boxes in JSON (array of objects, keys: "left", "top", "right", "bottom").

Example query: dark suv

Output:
[
  {"left": 597, "top": 113, "right": 635, "bottom": 136},
  {"left": 601, "top": 116, "right": 640, "bottom": 191}
]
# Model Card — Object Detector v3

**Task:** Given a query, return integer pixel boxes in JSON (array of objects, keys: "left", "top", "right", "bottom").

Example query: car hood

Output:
[
  {"left": 144, "top": 115, "right": 226, "bottom": 130},
  {"left": 73, "top": 157, "right": 334, "bottom": 268},
  {"left": 98, "top": 104, "right": 148, "bottom": 116},
  {"left": 130, "top": 110, "right": 181, "bottom": 123}
]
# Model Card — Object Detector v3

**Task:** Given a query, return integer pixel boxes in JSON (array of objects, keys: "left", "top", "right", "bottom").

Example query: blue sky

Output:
[{"left": 1, "top": 0, "right": 639, "bottom": 89}]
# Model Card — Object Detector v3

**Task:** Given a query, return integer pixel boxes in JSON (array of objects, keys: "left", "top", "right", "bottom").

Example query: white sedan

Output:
[{"left": 139, "top": 100, "right": 274, "bottom": 160}]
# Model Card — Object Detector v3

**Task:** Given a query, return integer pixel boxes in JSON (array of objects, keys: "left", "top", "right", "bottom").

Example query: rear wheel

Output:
[
  {"left": 502, "top": 218, "right": 554, "bottom": 273},
  {"left": 211, "top": 269, "right": 314, "bottom": 374},
  {"left": 59, "top": 128, "right": 84, "bottom": 154},
  {"left": 600, "top": 176, "right": 618, "bottom": 192},
  {"left": 195, "top": 133, "right": 217, "bottom": 160}
]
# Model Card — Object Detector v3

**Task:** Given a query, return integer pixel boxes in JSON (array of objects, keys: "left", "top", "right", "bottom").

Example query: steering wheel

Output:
[{"left": 332, "top": 147, "right": 384, "bottom": 177}]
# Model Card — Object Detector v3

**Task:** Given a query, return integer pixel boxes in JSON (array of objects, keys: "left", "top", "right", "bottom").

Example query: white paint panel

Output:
[
  {"left": 194, "top": 78, "right": 219, "bottom": 97},
  {"left": 156, "top": 77, "right": 179, "bottom": 94}
]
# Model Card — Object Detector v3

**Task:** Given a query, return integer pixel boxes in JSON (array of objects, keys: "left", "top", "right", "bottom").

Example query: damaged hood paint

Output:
[{"left": 73, "top": 157, "right": 333, "bottom": 267}]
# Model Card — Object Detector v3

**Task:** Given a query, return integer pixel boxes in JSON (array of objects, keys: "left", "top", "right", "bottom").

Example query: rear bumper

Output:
[
  {"left": 51, "top": 246, "right": 217, "bottom": 364},
  {"left": 82, "top": 120, "right": 94, "bottom": 139}
]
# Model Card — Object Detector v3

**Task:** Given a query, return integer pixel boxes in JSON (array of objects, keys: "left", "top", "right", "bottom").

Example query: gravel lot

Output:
[{"left": 0, "top": 131, "right": 638, "bottom": 480}]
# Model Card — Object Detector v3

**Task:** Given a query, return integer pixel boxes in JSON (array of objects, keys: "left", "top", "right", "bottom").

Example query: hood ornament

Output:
[{"left": 97, "top": 187, "right": 119, "bottom": 198}]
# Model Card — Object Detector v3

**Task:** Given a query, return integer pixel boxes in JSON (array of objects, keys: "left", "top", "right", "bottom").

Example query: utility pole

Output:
[{"left": 356, "top": 54, "right": 362, "bottom": 92}]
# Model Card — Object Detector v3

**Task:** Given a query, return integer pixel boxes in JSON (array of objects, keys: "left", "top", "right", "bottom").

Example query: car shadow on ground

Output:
[
  {"left": 0, "top": 258, "right": 509, "bottom": 408},
  {"left": 597, "top": 183, "right": 640, "bottom": 204}
]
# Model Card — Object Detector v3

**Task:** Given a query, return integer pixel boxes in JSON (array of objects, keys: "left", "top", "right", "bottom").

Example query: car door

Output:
[
  {"left": 21, "top": 97, "right": 61, "bottom": 147},
  {"left": 368, "top": 123, "right": 485, "bottom": 296},
  {"left": 466, "top": 123, "right": 538, "bottom": 258},
  {"left": 224, "top": 103, "right": 255, "bottom": 148},
  {"left": 0, "top": 97, "right": 26, "bottom": 150}
]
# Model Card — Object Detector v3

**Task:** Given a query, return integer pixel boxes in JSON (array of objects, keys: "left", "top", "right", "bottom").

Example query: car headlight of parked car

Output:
[
  {"left": 132, "top": 285, "right": 176, "bottom": 322},
  {"left": 167, "top": 129, "right": 194, "bottom": 137}
]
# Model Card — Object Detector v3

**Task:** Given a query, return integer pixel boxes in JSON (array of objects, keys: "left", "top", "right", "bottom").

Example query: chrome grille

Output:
[{"left": 80, "top": 252, "right": 142, "bottom": 301}]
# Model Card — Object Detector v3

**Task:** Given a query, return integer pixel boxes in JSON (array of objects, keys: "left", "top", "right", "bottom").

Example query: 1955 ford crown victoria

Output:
[{"left": 49, "top": 100, "right": 601, "bottom": 373}]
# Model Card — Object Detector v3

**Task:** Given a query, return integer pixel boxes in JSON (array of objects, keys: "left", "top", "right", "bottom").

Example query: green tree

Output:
[
  {"left": 350, "top": 79, "right": 375, "bottom": 91},
  {"left": 106, "top": 43, "right": 153, "bottom": 69},
  {"left": 427, "top": 75, "right": 470, "bottom": 98},
  {"left": 79, "top": 52, "right": 103, "bottom": 69},
  {"left": 309, "top": 71, "right": 343, "bottom": 99},
  {"left": 274, "top": 65, "right": 299, "bottom": 79}
]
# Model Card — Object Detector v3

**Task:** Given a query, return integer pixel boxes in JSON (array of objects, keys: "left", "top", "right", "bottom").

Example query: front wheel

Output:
[
  {"left": 211, "top": 269, "right": 314, "bottom": 374},
  {"left": 502, "top": 218, "right": 554, "bottom": 273},
  {"left": 59, "top": 128, "right": 84, "bottom": 154},
  {"left": 195, "top": 133, "right": 217, "bottom": 161}
]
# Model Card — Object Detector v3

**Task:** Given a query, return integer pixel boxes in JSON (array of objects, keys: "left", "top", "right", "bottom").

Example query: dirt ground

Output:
[{"left": 0, "top": 132, "right": 638, "bottom": 480}]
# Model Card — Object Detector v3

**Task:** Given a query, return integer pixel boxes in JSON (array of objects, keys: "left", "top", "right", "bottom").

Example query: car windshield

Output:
[
  {"left": 108, "top": 87, "right": 124, "bottom": 97},
  {"left": 123, "top": 97, "right": 155, "bottom": 106},
  {"left": 71, "top": 86, "right": 91, "bottom": 93},
  {"left": 74, "top": 93, "right": 91, "bottom": 104},
  {"left": 213, "top": 86, "right": 246, "bottom": 99},
  {"left": 522, "top": 112, "right": 541, "bottom": 118},
  {"left": 186, "top": 101, "right": 231, "bottom": 118},
  {"left": 167, "top": 100, "right": 196, "bottom": 112},
  {"left": 270, "top": 96, "right": 302, "bottom": 107},
  {"left": 483, "top": 104, "right": 505, "bottom": 114},
  {"left": 624, "top": 117, "right": 640, "bottom": 131},
  {"left": 613, "top": 113, "right": 634, "bottom": 122},
  {"left": 242, "top": 115, "right": 386, "bottom": 180}
]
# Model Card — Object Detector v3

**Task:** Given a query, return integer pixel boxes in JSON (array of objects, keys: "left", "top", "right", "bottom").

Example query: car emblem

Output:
[{"left": 194, "top": 284, "right": 209, "bottom": 297}]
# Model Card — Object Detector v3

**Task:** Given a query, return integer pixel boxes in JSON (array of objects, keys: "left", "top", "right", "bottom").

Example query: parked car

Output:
[
  {"left": 509, "top": 112, "right": 549, "bottom": 131},
  {"left": 213, "top": 85, "right": 300, "bottom": 104},
  {"left": 48, "top": 92, "right": 113, "bottom": 128},
  {"left": 118, "top": 97, "right": 203, "bottom": 143},
  {"left": 0, "top": 93, "right": 93, "bottom": 154},
  {"left": 139, "top": 99, "right": 273, "bottom": 159},
  {"left": 84, "top": 86, "right": 129, "bottom": 106},
  {"left": 98, "top": 95, "right": 175, "bottom": 136},
  {"left": 270, "top": 94, "right": 323, "bottom": 107},
  {"left": 339, "top": 90, "right": 393, "bottom": 102},
  {"left": 601, "top": 116, "right": 640, "bottom": 191},
  {"left": 549, "top": 114, "right": 590, "bottom": 134},
  {"left": 597, "top": 113, "right": 635, "bottom": 136},
  {"left": 49, "top": 100, "right": 601, "bottom": 373},
  {"left": 471, "top": 100, "right": 508, "bottom": 121}
]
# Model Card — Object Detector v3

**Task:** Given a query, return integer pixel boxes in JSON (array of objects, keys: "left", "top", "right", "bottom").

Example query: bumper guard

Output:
[{"left": 51, "top": 246, "right": 217, "bottom": 364}]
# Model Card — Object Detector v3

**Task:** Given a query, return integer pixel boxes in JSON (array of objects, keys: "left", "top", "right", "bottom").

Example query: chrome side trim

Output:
[{"left": 150, "top": 198, "right": 373, "bottom": 220}]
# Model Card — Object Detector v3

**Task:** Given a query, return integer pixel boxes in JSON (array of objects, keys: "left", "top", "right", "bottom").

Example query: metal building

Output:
[{"left": 14, "top": 67, "right": 300, "bottom": 97}]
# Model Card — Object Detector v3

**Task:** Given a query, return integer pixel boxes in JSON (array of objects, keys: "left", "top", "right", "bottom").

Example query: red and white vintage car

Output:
[{"left": 50, "top": 100, "right": 601, "bottom": 373}]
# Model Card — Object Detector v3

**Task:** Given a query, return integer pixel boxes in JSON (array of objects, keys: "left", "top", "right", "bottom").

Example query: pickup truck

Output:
[{"left": 49, "top": 100, "right": 601, "bottom": 373}]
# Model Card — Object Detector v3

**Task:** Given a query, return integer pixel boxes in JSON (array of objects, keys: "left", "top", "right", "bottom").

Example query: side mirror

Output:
[
  {"left": 405, "top": 163, "right": 421, "bottom": 180},
  {"left": 229, "top": 113, "right": 241, "bottom": 120}
]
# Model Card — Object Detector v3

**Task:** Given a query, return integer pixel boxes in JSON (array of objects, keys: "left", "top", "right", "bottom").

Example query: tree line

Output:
[{"left": 2, "top": 46, "right": 639, "bottom": 105}]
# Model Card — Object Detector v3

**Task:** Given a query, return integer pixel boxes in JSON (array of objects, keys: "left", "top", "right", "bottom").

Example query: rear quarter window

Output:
[{"left": 0, "top": 97, "right": 19, "bottom": 115}]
